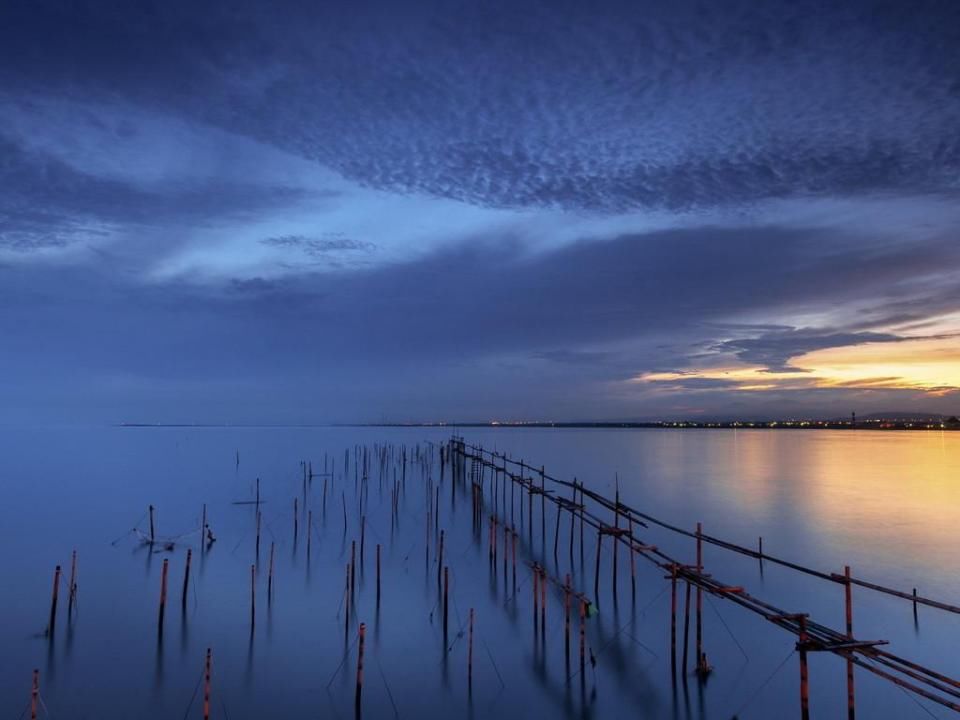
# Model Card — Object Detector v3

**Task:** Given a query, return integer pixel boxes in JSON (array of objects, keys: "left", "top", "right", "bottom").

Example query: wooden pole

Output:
[
  {"left": 682, "top": 581, "right": 691, "bottom": 677},
  {"left": 376, "top": 543, "right": 381, "bottom": 606},
  {"left": 203, "top": 648, "right": 212, "bottom": 720},
  {"left": 540, "top": 566, "right": 546, "bottom": 634},
  {"left": 845, "top": 566, "right": 856, "bottom": 719},
  {"left": 344, "top": 564, "right": 351, "bottom": 633},
  {"left": 670, "top": 565, "right": 678, "bottom": 679},
  {"left": 443, "top": 566, "right": 449, "bottom": 643},
  {"left": 355, "top": 622, "right": 366, "bottom": 715},
  {"left": 533, "top": 564, "right": 539, "bottom": 630},
  {"left": 307, "top": 510, "right": 313, "bottom": 556},
  {"left": 564, "top": 573, "right": 571, "bottom": 662},
  {"left": 489, "top": 515, "right": 494, "bottom": 560},
  {"left": 437, "top": 530, "right": 445, "bottom": 588},
  {"left": 255, "top": 510, "right": 261, "bottom": 559},
  {"left": 612, "top": 489, "right": 619, "bottom": 596},
  {"left": 268, "top": 542, "right": 275, "bottom": 597},
  {"left": 68, "top": 550, "right": 78, "bottom": 614},
  {"left": 350, "top": 540, "right": 356, "bottom": 597},
  {"left": 594, "top": 530, "right": 602, "bottom": 603},
  {"left": 628, "top": 517, "right": 636, "bottom": 596},
  {"left": 158, "top": 558, "right": 168, "bottom": 632},
  {"left": 540, "top": 467, "right": 546, "bottom": 551},
  {"left": 799, "top": 614, "right": 811, "bottom": 720},
  {"left": 149, "top": 504, "right": 156, "bottom": 544},
  {"left": 30, "top": 670, "right": 39, "bottom": 720},
  {"left": 695, "top": 521, "right": 705, "bottom": 674},
  {"left": 468, "top": 608, "right": 475, "bottom": 687},
  {"left": 181, "top": 549, "right": 192, "bottom": 609},
  {"left": 579, "top": 598, "right": 586, "bottom": 675},
  {"left": 553, "top": 501, "right": 561, "bottom": 561},
  {"left": 360, "top": 515, "right": 366, "bottom": 569},
  {"left": 250, "top": 564, "right": 256, "bottom": 629},
  {"left": 512, "top": 529, "right": 517, "bottom": 589},
  {"left": 579, "top": 484, "right": 585, "bottom": 567}
]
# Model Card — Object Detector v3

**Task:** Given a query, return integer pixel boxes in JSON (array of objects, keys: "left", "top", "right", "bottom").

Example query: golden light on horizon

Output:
[{"left": 635, "top": 335, "right": 960, "bottom": 394}]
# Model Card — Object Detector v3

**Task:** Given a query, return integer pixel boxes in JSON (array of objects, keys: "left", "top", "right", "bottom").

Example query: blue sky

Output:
[{"left": 1, "top": 0, "right": 959, "bottom": 423}]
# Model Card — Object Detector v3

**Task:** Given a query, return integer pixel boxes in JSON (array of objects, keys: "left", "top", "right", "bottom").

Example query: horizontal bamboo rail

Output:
[{"left": 453, "top": 438, "right": 960, "bottom": 714}]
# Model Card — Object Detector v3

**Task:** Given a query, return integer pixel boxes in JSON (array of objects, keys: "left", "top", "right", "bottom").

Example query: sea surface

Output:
[{"left": 1, "top": 426, "right": 958, "bottom": 719}]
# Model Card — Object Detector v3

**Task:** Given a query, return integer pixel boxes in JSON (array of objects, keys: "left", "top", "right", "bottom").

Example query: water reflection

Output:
[{"left": 1, "top": 428, "right": 958, "bottom": 719}]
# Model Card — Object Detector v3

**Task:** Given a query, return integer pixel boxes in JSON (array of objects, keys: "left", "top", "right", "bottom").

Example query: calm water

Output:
[{"left": 1, "top": 426, "right": 959, "bottom": 719}]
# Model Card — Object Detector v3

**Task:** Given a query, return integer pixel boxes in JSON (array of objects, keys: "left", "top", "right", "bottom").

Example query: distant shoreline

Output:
[{"left": 116, "top": 421, "right": 959, "bottom": 431}]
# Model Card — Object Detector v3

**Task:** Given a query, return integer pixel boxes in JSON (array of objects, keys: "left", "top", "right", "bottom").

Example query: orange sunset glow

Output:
[{"left": 636, "top": 335, "right": 960, "bottom": 395}]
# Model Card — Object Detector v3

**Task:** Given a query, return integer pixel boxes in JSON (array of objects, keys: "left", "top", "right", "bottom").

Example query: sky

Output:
[{"left": 1, "top": 0, "right": 959, "bottom": 424}]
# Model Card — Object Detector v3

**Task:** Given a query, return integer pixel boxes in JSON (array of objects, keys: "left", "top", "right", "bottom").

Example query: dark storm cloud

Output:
[{"left": 1, "top": 0, "right": 958, "bottom": 212}]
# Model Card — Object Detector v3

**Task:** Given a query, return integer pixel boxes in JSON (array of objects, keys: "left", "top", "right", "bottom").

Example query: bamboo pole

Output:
[
  {"left": 564, "top": 573, "right": 571, "bottom": 662},
  {"left": 443, "top": 566, "right": 449, "bottom": 643},
  {"left": 268, "top": 542, "right": 275, "bottom": 597},
  {"left": 68, "top": 550, "right": 78, "bottom": 614},
  {"left": 255, "top": 510, "right": 261, "bottom": 559},
  {"left": 579, "top": 484, "right": 585, "bottom": 566},
  {"left": 158, "top": 558, "right": 168, "bottom": 632},
  {"left": 250, "top": 564, "right": 256, "bottom": 629},
  {"left": 489, "top": 515, "right": 494, "bottom": 560},
  {"left": 553, "top": 501, "right": 562, "bottom": 561},
  {"left": 203, "top": 648, "right": 212, "bottom": 720},
  {"left": 579, "top": 599, "right": 586, "bottom": 675},
  {"left": 350, "top": 540, "right": 356, "bottom": 597},
  {"left": 540, "top": 566, "right": 546, "bottom": 634},
  {"left": 512, "top": 528, "right": 517, "bottom": 589},
  {"left": 533, "top": 565, "right": 539, "bottom": 630},
  {"left": 355, "top": 623, "right": 366, "bottom": 715},
  {"left": 612, "top": 489, "right": 619, "bottom": 596},
  {"left": 468, "top": 608, "right": 475, "bottom": 687},
  {"left": 540, "top": 466, "right": 546, "bottom": 552},
  {"left": 670, "top": 564, "right": 678, "bottom": 679},
  {"left": 376, "top": 544, "right": 381, "bottom": 606},
  {"left": 344, "top": 564, "right": 351, "bottom": 633},
  {"left": 149, "top": 504, "right": 155, "bottom": 544},
  {"left": 682, "top": 581, "right": 691, "bottom": 677},
  {"left": 30, "top": 670, "right": 39, "bottom": 720},
  {"left": 181, "top": 549, "right": 192, "bottom": 609},
  {"left": 360, "top": 515, "right": 366, "bottom": 569},
  {"left": 594, "top": 530, "right": 602, "bottom": 602},
  {"left": 437, "top": 530, "right": 445, "bottom": 588},
  {"left": 799, "top": 614, "right": 811, "bottom": 720},
  {"left": 846, "top": 565, "right": 856, "bottom": 719},
  {"left": 695, "top": 521, "right": 705, "bottom": 675},
  {"left": 307, "top": 510, "right": 313, "bottom": 557},
  {"left": 45, "top": 566, "right": 58, "bottom": 636}
]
